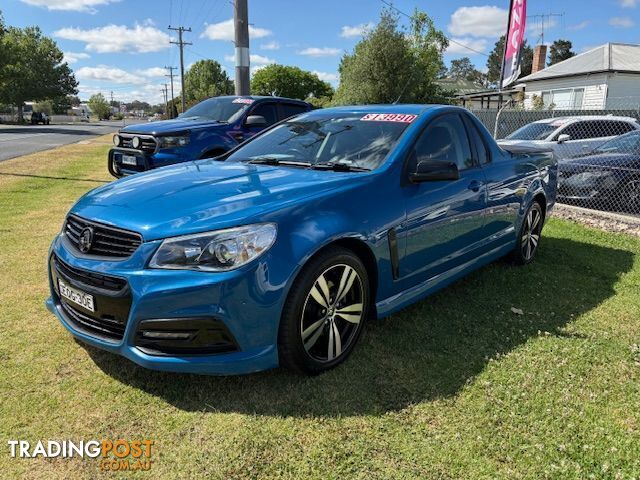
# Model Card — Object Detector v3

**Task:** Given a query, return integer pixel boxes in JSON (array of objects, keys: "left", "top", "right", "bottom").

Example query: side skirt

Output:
[{"left": 375, "top": 242, "right": 514, "bottom": 319}]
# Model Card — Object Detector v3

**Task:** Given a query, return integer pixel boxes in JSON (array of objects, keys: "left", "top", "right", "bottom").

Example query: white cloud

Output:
[
  {"left": 136, "top": 67, "right": 168, "bottom": 78},
  {"left": 340, "top": 22, "right": 373, "bottom": 38},
  {"left": 448, "top": 6, "right": 508, "bottom": 38},
  {"left": 260, "top": 41, "right": 280, "bottom": 50},
  {"left": 63, "top": 51, "right": 90, "bottom": 64},
  {"left": 312, "top": 71, "right": 339, "bottom": 83},
  {"left": 201, "top": 19, "right": 271, "bottom": 41},
  {"left": 609, "top": 16, "right": 635, "bottom": 27},
  {"left": 76, "top": 65, "right": 144, "bottom": 84},
  {"left": 20, "top": 0, "right": 118, "bottom": 13},
  {"left": 619, "top": 0, "right": 637, "bottom": 7},
  {"left": 224, "top": 54, "right": 275, "bottom": 65},
  {"left": 298, "top": 47, "right": 342, "bottom": 57},
  {"left": 54, "top": 22, "right": 170, "bottom": 53},
  {"left": 568, "top": 21, "right": 591, "bottom": 31},
  {"left": 446, "top": 37, "right": 489, "bottom": 55}
]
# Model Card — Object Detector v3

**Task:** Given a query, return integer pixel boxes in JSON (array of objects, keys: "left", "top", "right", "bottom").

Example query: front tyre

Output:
[
  {"left": 513, "top": 201, "right": 544, "bottom": 265},
  {"left": 278, "top": 247, "right": 369, "bottom": 375}
]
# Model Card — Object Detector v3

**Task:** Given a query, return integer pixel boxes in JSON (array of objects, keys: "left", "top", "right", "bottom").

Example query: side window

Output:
[
  {"left": 609, "top": 121, "right": 635, "bottom": 136},
  {"left": 561, "top": 122, "right": 590, "bottom": 140},
  {"left": 411, "top": 114, "right": 473, "bottom": 172},
  {"left": 463, "top": 115, "right": 490, "bottom": 164},
  {"left": 279, "top": 103, "right": 308, "bottom": 120},
  {"left": 249, "top": 102, "right": 278, "bottom": 126}
]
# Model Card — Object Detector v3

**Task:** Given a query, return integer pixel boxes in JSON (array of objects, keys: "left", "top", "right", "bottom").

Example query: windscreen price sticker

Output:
[
  {"left": 361, "top": 113, "right": 417, "bottom": 123},
  {"left": 232, "top": 98, "right": 254, "bottom": 104}
]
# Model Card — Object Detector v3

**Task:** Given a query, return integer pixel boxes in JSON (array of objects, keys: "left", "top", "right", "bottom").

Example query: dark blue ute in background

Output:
[{"left": 108, "top": 95, "right": 311, "bottom": 177}]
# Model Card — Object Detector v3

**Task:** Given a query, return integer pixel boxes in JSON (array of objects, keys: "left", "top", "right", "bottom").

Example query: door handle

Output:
[{"left": 467, "top": 180, "right": 483, "bottom": 192}]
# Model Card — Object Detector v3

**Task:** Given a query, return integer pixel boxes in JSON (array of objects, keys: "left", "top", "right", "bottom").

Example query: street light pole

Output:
[{"left": 234, "top": 0, "right": 250, "bottom": 96}]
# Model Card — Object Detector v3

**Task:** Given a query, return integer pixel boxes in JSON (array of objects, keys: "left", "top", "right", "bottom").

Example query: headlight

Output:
[
  {"left": 565, "top": 170, "right": 613, "bottom": 187},
  {"left": 113, "top": 134, "right": 121, "bottom": 146},
  {"left": 149, "top": 223, "right": 277, "bottom": 272},
  {"left": 158, "top": 134, "right": 190, "bottom": 149},
  {"left": 132, "top": 136, "right": 142, "bottom": 149}
]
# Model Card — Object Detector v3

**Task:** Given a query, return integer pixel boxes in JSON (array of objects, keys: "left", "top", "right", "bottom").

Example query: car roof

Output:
[
  {"left": 307, "top": 104, "right": 447, "bottom": 116},
  {"left": 533, "top": 115, "right": 639, "bottom": 125},
  {"left": 216, "top": 95, "right": 310, "bottom": 104}
]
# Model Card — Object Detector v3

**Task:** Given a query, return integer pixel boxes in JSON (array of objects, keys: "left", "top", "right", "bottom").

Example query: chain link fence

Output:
[{"left": 469, "top": 106, "right": 640, "bottom": 216}]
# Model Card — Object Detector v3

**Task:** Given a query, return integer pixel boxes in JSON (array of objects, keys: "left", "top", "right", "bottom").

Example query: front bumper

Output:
[
  {"left": 108, "top": 148, "right": 187, "bottom": 178},
  {"left": 46, "top": 235, "right": 283, "bottom": 375}
]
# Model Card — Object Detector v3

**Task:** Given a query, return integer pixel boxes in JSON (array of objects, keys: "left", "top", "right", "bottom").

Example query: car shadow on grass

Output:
[{"left": 84, "top": 236, "right": 634, "bottom": 417}]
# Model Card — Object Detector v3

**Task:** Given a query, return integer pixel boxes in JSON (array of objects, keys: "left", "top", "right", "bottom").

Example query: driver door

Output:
[{"left": 399, "top": 113, "right": 487, "bottom": 281}]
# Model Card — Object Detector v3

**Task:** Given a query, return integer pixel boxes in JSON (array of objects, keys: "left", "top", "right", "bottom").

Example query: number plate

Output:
[
  {"left": 58, "top": 279, "right": 95, "bottom": 312},
  {"left": 121, "top": 154, "right": 138, "bottom": 166}
]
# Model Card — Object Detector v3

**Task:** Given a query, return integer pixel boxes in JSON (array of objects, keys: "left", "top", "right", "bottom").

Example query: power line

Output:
[
  {"left": 379, "top": 0, "right": 490, "bottom": 57},
  {"left": 169, "top": 25, "right": 192, "bottom": 113}
]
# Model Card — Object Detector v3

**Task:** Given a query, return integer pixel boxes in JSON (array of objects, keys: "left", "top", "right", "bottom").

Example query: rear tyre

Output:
[
  {"left": 278, "top": 247, "right": 369, "bottom": 375},
  {"left": 512, "top": 201, "right": 544, "bottom": 265}
]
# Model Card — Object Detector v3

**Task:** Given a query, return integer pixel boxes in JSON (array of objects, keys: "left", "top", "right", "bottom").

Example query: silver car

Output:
[{"left": 499, "top": 116, "right": 640, "bottom": 160}]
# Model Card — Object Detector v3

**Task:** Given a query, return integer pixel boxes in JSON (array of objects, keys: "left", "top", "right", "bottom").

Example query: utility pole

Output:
[
  {"left": 165, "top": 66, "right": 177, "bottom": 118},
  {"left": 161, "top": 84, "right": 168, "bottom": 118},
  {"left": 233, "top": 0, "right": 250, "bottom": 96},
  {"left": 169, "top": 26, "right": 192, "bottom": 113}
]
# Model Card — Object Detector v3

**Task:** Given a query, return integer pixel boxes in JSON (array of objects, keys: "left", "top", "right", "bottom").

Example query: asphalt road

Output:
[{"left": 0, "top": 120, "right": 141, "bottom": 162}]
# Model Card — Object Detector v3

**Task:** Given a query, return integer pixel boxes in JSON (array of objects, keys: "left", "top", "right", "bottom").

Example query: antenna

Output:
[{"left": 527, "top": 13, "right": 565, "bottom": 45}]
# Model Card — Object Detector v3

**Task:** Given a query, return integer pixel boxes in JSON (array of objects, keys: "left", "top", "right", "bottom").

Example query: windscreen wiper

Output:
[
  {"left": 247, "top": 157, "right": 311, "bottom": 167},
  {"left": 309, "top": 162, "right": 371, "bottom": 172}
]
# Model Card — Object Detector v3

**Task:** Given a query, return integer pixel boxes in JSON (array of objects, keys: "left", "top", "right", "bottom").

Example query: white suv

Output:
[{"left": 499, "top": 116, "right": 640, "bottom": 160}]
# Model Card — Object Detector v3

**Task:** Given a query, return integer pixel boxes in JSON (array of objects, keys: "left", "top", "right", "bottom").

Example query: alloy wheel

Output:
[
  {"left": 521, "top": 204, "right": 542, "bottom": 261},
  {"left": 300, "top": 264, "right": 364, "bottom": 363}
]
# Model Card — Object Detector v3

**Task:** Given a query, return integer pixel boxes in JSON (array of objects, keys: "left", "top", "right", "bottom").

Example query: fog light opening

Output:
[{"left": 141, "top": 331, "right": 192, "bottom": 340}]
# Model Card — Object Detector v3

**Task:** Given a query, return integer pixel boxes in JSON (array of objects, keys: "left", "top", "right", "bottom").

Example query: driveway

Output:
[{"left": 0, "top": 120, "right": 143, "bottom": 162}]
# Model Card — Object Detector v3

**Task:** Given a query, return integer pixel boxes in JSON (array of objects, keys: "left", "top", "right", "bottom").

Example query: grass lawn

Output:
[{"left": 1, "top": 137, "right": 639, "bottom": 479}]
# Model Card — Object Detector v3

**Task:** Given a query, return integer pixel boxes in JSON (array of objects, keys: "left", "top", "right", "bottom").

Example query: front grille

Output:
[
  {"left": 119, "top": 134, "right": 157, "bottom": 154},
  {"left": 60, "top": 302, "right": 126, "bottom": 340},
  {"left": 65, "top": 214, "right": 142, "bottom": 259},
  {"left": 52, "top": 254, "right": 126, "bottom": 292}
]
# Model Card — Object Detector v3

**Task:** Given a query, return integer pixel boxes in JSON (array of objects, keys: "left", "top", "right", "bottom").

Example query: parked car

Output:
[
  {"left": 108, "top": 95, "right": 312, "bottom": 178},
  {"left": 499, "top": 116, "right": 640, "bottom": 160},
  {"left": 47, "top": 105, "right": 557, "bottom": 375},
  {"left": 31, "top": 112, "right": 50, "bottom": 125},
  {"left": 558, "top": 130, "right": 640, "bottom": 212}
]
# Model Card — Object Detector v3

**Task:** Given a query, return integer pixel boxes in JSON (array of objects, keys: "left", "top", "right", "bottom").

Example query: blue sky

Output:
[{"left": 2, "top": 0, "right": 639, "bottom": 104}]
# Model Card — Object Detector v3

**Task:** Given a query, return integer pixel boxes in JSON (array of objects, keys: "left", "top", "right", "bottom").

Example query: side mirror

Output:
[
  {"left": 409, "top": 161, "right": 459, "bottom": 183},
  {"left": 245, "top": 115, "right": 267, "bottom": 127},
  {"left": 557, "top": 134, "right": 571, "bottom": 144}
]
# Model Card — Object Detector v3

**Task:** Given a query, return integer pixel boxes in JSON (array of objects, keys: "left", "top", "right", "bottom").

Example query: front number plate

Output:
[
  {"left": 121, "top": 154, "right": 138, "bottom": 166},
  {"left": 58, "top": 279, "right": 95, "bottom": 312}
]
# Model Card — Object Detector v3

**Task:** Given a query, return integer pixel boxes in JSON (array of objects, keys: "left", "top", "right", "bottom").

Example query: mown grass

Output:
[{"left": 0, "top": 137, "right": 639, "bottom": 479}]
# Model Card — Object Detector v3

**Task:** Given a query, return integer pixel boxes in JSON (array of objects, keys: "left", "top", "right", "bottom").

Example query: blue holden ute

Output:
[
  {"left": 47, "top": 105, "right": 557, "bottom": 375},
  {"left": 108, "top": 95, "right": 311, "bottom": 178}
]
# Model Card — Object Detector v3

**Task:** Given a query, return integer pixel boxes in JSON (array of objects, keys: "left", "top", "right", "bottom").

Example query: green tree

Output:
[
  {"left": 251, "top": 65, "right": 333, "bottom": 100},
  {"left": 88, "top": 93, "right": 110, "bottom": 120},
  {"left": 486, "top": 35, "right": 533, "bottom": 86},
  {"left": 0, "top": 26, "right": 77, "bottom": 121},
  {"left": 448, "top": 57, "right": 486, "bottom": 84},
  {"left": 334, "top": 9, "right": 447, "bottom": 105},
  {"left": 548, "top": 39, "right": 575, "bottom": 66},
  {"left": 184, "top": 59, "right": 234, "bottom": 105}
]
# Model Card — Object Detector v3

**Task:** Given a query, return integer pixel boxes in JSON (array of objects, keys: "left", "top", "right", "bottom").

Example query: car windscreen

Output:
[
  {"left": 593, "top": 132, "right": 640, "bottom": 155},
  {"left": 225, "top": 113, "right": 414, "bottom": 171},
  {"left": 178, "top": 97, "right": 249, "bottom": 122},
  {"left": 506, "top": 123, "right": 558, "bottom": 141}
]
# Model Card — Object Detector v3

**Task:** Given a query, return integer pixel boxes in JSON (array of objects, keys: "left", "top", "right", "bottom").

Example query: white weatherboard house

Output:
[{"left": 519, "top": 43, "right": 640, "bottom": 110}]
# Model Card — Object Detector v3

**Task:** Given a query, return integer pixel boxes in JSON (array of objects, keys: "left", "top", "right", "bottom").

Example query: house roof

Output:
[
  {"left": 519, "top": 43, "right": 640, "bottom": 82},
  {"left": 434, "top": 77, "right": 484, "bottom": 96}
]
